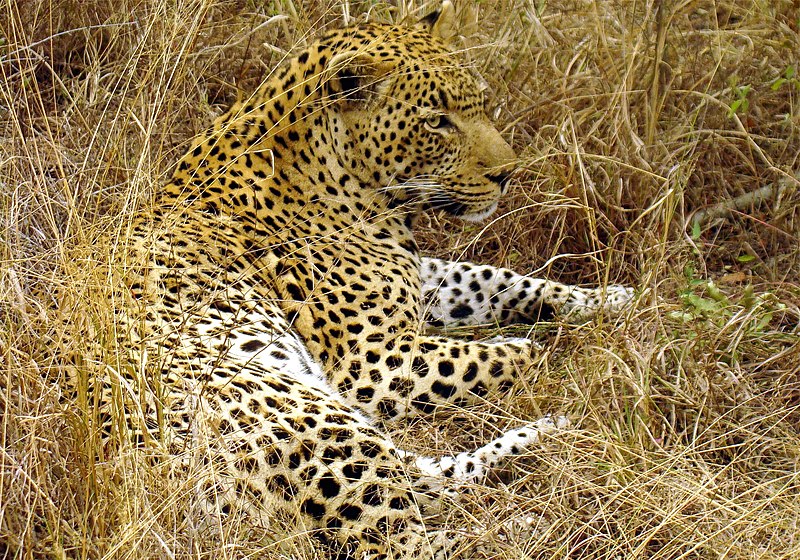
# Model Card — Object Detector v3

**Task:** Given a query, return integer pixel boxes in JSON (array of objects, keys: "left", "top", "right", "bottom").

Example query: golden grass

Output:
[{"left": 2, "top": 0, "right": 799, "bottom": 558}]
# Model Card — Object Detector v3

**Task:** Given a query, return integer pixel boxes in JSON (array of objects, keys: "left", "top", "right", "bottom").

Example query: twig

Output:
[{"left": 690, "top": 182, "right": 789, "bottom": 226}]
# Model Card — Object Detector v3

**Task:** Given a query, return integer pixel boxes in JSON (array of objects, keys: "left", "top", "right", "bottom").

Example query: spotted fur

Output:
[{"left": 98, "top": 3, "right": 633, "bottom": 558}]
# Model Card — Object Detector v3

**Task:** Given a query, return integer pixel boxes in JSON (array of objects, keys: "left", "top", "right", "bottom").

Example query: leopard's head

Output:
[{"left": 323, "top": 3, "right": 516, "bottom": 221}]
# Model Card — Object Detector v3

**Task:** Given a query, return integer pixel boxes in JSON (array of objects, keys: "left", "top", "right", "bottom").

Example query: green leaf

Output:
[
  {"left": 705, "top": 281, "right": 728, "bottom": 303},
  {"left": 737, "top": 254, "right": 756, "bottom": 263},
  {"left": 683, "top": 293, "right": 723, "bottom": 314},
  {"left": 691, "top": 219, "right": 701, "bottom": 240},
  {"left": 754, "top": 313, "right": 772, "bottom": 332},
  {"left": 667, "top": 311, "right": 696, "bottom": 323},
  {"left": 741, "top": 285, "right": 756, "bottom": 308}
]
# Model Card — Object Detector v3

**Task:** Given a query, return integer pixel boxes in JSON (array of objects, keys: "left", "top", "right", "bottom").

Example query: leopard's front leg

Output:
[{"left": 421, "top": 257, "right": 633, "bottom": 327}]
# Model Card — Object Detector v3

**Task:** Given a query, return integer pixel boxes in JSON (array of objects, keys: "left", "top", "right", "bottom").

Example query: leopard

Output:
[{"left": 100, "top": 3, "right": 633, "bottom": 558}]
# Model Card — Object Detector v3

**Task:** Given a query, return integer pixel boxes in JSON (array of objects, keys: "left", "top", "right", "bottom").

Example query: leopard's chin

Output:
[
  {"left": 458, "top": 201, "right": 499, "bottom": 222},
  {"left": 429, "top": 191, "right": 500, "bottom": 222}
]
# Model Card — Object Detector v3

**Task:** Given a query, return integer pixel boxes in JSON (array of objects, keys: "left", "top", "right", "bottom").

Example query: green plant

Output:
[
  {"left": 770, "top": 64, "right": 799, "bottom": 91},
  {"left": 728, "top": 83, "right": 752, "bottom": 117},
  {"left": 672, "top": 262, "right": 786, "bottom": 336}
]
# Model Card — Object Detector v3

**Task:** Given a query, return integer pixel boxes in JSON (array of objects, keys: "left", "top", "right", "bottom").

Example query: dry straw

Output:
[{"left": 2, "top": 0, "right": 798, "bottom": 558}]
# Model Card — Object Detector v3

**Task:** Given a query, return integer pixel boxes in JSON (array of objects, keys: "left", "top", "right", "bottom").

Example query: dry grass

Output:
[{"left": 2, "top": 0, "right": 799, "bottom": 558}]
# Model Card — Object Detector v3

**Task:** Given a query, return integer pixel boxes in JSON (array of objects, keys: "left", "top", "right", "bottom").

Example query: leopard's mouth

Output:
[{"left": 428, "top": 172, "right": 511, "bottom": 221}]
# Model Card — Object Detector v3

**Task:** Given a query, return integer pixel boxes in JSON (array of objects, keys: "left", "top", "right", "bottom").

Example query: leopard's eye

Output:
[{"left": 424, "top": 113, "right": 449, "bottom": 129}]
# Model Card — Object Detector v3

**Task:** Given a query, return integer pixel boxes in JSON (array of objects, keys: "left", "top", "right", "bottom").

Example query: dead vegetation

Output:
[{"left": 2, "top": 0, "right": 799, "bottom": 558}]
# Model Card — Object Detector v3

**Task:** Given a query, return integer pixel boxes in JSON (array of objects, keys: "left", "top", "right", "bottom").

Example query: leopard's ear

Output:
[
  {"left": 323, "top": 50, "right": 392, "bottom": 105},
  {"left": 417, "top": 1, "right": 457, "bottom": 42}
]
